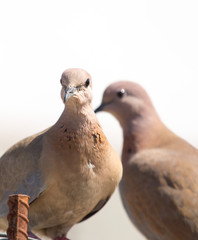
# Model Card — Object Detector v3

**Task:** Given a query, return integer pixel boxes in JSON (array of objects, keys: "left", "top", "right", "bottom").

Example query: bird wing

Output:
[
  {"left": 122, "top": 148, "right": 198, "bottom": 239},
  {"left": 0, "top": 131, "right": 48, "bottom": 217},
  {"left": 79, "top": 196, "right": 110, "bottom": 222}
]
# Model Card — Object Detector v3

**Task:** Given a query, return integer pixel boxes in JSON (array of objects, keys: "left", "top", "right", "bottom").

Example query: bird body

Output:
[
  {"left": 95, "top": 81, "right": 198, "bottom": 240},
  {"left": 120, "top": 144, "right": 198, "bottom": 240},
  {"left": 0, "top": 69, "right": 122, "bottom": 239}
]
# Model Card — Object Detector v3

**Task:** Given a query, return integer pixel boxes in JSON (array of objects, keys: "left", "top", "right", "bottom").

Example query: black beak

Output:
[{"left": 94, "top": 103, "right": 106, "bottom": 113}]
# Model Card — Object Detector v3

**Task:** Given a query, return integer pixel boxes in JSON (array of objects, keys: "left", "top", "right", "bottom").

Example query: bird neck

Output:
[
  {"left": 121, "top": 109, "right": 173, "bottom": 162},
  {"left": 44, "top": 102, "right": 110, "bottom": 167},
  {"left": 53, "top": 103, "right": 100, "bottom": 131}
]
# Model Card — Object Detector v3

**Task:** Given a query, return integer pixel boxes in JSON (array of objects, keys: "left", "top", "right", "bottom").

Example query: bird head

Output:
[
  {"left": 60, "top": 68, "right": 93, "bottom": 107},
  {"left": 95, "top": 81, "right": 154, "bottom": 127}
]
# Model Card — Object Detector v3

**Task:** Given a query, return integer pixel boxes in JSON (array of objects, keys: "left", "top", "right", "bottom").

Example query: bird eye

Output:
[
  {"left": 85, "top": 78, "right": 90, "bottom": 87},
  {"left": 117, "top": 89, "right": 125, "bottom": 98}
]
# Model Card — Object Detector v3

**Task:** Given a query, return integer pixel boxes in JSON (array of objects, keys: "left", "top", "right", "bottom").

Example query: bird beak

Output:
[
  {"left": 94, "top": 103, "right": 106, "bottom": 113},
  {"left": 64, "top": 86, "right": 77, "bottom": 102}
]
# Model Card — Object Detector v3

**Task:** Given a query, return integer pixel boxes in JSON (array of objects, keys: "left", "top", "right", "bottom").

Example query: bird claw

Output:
[
  {"left": 28, "top": 231, "right": 70, "bottom": 240},
  {"left": 28, "top": 231, "right": 41, "bottom": 239}
]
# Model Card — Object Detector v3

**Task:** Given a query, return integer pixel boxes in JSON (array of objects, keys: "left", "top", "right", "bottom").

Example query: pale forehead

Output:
[{"left": 61, "top": 68, "right": 92, "bottom": 86}]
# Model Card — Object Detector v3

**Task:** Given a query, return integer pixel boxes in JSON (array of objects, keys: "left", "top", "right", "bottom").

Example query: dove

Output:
[
  {"left": 95, "top": 81, "right": 198, "bottom": 240},
  {"left": 0, "top": 68, "right": 122, "bottom": 240}
]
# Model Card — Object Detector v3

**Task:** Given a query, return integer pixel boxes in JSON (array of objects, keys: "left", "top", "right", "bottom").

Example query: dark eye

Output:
[
  {"left": 85, "top": 78, "right": 90, "bottom": 87},
  {"left": 117, "top": 88, "right": 125, "bottom": 98},
  {"left": 60, "top": 78, "right": 63, "bottom": 85}
]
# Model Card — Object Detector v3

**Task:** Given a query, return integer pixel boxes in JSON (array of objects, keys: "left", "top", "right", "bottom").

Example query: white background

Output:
[{"left": 0, "top": 1, "right": 198, "bottom": 239}]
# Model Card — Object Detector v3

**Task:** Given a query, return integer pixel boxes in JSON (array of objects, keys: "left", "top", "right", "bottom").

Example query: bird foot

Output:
[{"left": 28, "top": 231, "right": 41, "bottom": 239}]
